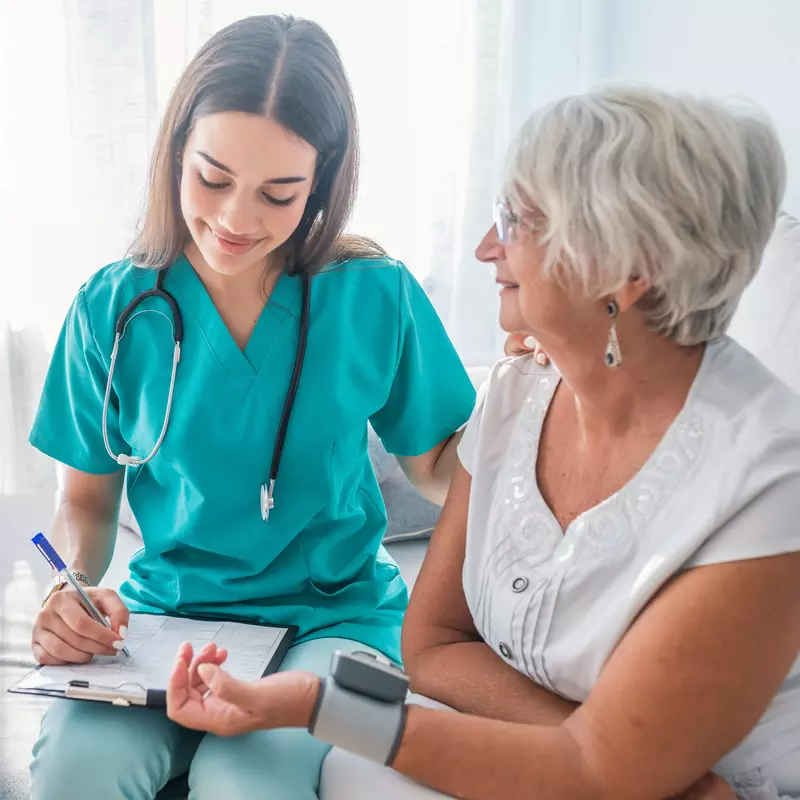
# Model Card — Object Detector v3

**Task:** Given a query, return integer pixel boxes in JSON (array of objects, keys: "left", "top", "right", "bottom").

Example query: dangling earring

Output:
[{"left": 604, "top": 298, "right": 622, "bottom": 369}]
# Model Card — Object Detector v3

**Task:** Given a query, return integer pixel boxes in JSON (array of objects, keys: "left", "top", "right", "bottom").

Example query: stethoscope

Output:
[{"left": 102, "top": 267, "right": 311, "bottom": 522}]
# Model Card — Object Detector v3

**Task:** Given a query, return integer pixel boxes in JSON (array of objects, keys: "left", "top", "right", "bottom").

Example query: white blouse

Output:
[{"left": 458, "top": 336, "right": 800, "bottom": 796}]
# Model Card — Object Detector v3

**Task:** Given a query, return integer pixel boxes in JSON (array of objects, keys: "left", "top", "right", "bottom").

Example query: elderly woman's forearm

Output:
[
  {"left": 408, "top": 640, "right": 577, "bottom": 725},
  {"left": 392, "top": 706, "right": 608, "bottom": 800}
]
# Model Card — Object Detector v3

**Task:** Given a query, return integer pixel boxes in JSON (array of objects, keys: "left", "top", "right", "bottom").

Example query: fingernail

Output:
[
  {"left": 113, "top": 640, "right": 125, "bottom": 650},
  {"left": 119, "top": 626, "right": 128, "bottom": 639},
  {"left": 198, "top": 663, "right": 212, "bottom": 680},
  {"left": 524, "top": 336, "right": 536, "bottom": 349}
]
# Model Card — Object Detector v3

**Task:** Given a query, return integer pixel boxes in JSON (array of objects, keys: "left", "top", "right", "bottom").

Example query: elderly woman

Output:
[{"left": 165, "top": 87, "right": 800, "bottom": 800}]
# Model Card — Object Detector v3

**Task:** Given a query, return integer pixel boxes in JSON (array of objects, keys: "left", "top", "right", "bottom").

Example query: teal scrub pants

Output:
[{"left": 30, "top": 637, "right": 374, "bottom": 800}]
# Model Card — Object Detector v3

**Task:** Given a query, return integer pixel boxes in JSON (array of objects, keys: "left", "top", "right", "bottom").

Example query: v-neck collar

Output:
[
  {"left": 166, "top": 253, "right": 303, "bottom": 397},
  {"left": 527, "top": 339, "right": 717, "bottom": 540}
]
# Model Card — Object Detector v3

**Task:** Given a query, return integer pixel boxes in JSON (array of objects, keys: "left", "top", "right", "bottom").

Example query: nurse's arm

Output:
[
  {"left": 391, "top": 550, "right": 800, "bottom": 800},
  {"left": 396, "top": 431, "right": 463, "bottom": 506},
  {"left": 51, "top": 466, "right": 125, "bottom": 586},
  {"left": 402, "top": 461, "right": 578, "bottom": 725}
]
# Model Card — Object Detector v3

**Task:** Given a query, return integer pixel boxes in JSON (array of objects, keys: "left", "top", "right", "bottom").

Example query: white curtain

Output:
[{"left": 0, "top": 0, "right": 595, "bottom": 496}]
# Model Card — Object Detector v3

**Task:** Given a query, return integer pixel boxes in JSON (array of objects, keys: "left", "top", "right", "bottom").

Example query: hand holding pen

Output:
[{"left": 31, "top": 533, "right": 132, "bottom": 665}]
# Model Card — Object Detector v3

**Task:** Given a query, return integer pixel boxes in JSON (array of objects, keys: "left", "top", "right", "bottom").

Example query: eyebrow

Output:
[{"left": 197, "top": 151, "right": 308, "bottom": 184}]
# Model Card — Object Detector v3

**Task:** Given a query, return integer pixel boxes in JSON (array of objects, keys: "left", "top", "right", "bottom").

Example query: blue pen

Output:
[{"left": 32, "top": 533, "right": 131, "bottom": 659}]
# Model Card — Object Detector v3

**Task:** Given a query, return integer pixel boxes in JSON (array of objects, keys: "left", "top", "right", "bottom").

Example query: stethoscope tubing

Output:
[{"left": 101, "top": 266, "right": 310, "bottom": 522}]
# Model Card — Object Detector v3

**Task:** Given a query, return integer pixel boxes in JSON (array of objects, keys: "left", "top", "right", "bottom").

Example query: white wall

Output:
[{"left": 588, "top": 0, "right": 800, "bottom": 217}]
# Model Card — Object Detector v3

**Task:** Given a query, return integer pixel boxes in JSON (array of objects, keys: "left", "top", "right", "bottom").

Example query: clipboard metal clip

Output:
[{"left": 65, "top": 679, "right": 148, "bottom": 707}]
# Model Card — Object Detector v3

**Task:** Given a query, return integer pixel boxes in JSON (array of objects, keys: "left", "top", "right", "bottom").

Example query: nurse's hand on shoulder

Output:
[
  {"left": 32, "top": 586, "right": 130, "bottom": 665},
  {"left": 504, "top": 332, "right": 549, "bottom": 364},
  {"left": 167, "top": 642, "right": 320, "bottom": 736}
]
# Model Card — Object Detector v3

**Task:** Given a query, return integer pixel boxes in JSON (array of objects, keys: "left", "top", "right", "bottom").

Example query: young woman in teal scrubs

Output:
[{"left": 27, "top": 15, "right": 475, "bottom": 800}]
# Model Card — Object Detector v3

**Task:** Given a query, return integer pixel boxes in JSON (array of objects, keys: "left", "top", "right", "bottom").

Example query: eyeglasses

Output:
[
  {"left": 493, "top": 198, "right": 519, "bottom": 245},
  {"left": 493, "top": 198, "right": 546, "bottom": 245}
]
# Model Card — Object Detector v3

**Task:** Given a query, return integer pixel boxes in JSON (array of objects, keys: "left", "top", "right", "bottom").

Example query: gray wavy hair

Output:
[{"left": 504, "top": 86, "right": 786, "bottom": 345}]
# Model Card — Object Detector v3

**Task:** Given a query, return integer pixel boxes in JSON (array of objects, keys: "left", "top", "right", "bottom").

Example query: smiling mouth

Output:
[
  {"left": 208, "top": 227, "right": 263, "bottom": 255},
  {"left": 497, "top": 281, "right": 519, "bottom": 289}
]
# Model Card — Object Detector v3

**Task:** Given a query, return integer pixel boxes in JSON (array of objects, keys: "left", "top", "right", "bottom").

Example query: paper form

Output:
[{"left": 14, "top": 613, "right": 290, "bottom": 693}]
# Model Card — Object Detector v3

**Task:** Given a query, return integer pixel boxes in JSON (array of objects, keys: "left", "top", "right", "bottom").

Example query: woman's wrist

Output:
[
  {"left": 293, "top": 672, "right": 322, "bottom": 729},
  {"left": 68, "top": 570, "right": 93, "bottom": 586},
  {"left": 41, "top": 571, "right": 91, "bottom": 607}
]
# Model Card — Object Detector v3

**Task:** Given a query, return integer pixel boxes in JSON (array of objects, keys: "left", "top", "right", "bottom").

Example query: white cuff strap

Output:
[{"left": 309, "top": 678, "right": 407, "bottom": 766}]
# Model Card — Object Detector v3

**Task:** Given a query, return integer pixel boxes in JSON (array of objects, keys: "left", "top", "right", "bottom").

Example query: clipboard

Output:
[{"left": 8, "top": 612, "right": 298, "bottom": 709}]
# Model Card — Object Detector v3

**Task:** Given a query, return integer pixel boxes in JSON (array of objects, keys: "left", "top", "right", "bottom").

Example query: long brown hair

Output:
[{"left": 130, "top": 14, "right": 384, "bottom": 274}]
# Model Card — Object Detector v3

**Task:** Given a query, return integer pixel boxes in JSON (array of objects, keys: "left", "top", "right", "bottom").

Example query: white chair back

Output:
[{"left": 728, "top": 213, "right": 800, "bottom": 392}]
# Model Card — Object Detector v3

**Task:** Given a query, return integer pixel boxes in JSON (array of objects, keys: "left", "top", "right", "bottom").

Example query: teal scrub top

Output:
[{"left": 30, "top": 255, "right": 476, "bottom": 664}]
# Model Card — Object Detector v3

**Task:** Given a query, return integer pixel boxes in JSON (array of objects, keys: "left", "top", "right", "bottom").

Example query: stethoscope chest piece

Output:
[{"left": 260, "top": 481, "right": 275, "bottom": 522}]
